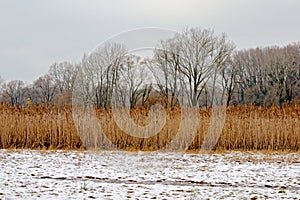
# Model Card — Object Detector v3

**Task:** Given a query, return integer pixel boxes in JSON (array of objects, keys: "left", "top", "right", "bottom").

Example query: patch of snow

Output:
[{"left": 0, "top": 150, "right": 299, "bottom": 199}]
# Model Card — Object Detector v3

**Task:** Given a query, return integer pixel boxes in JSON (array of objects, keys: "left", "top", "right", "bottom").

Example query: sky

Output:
[{"left": 0, "top": 0, "right": 299, "bottom": 82}]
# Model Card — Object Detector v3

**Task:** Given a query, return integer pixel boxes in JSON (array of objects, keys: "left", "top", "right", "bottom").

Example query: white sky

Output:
[{"left": 0, "top": 0, "right": 299, "bottom": 81}]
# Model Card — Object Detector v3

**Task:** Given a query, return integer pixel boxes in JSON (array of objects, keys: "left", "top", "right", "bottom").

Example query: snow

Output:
[{"left": 0, "top": 150, "right": 299, "bottom": 199}]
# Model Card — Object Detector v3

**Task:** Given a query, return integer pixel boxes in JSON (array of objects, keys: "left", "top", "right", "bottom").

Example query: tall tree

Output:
[
  {"left": 150, "top": 40, "right": 182, "bottom": 108},
  {"left": 49, "top": 61, "right": 77, "bottom": 93},
  {"left": 75, "top": 43, "right": 127, "bottom": 108},
  {"left": 152, "top": 28, "right": 235, "bottom": 107},
  {"left": 117, "top": 55, "right": 150, "bottom": 108}
]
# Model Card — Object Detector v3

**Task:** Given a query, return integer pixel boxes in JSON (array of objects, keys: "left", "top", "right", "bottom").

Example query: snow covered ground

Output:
[{"left": 0, "top": 150, "right": 299, "bottom": 199}]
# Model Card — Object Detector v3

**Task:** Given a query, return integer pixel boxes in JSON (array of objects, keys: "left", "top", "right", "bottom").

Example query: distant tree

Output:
[
  {"left": 75, "top": 43, "right": 127, "bottom": 108},
  {"left": 21, "top": 85, "right": 37, "bottom": 106},
  {"left": 233, "top": 43, "right": 300, "bottom": 106},
  {"left": 116, "top": 55, "right": 150, "bottom": 108},
  {"left": 33, "top": 75, "right": 58, "bottom": 106},
  {"left": 220, "top": 57, "right": 239, "bottom": 107},
  {"left": 49, "top": 62, "right": 77, "bottom": 93},
  {"left": 278, "top": 43, "right": 300, "bottom": 104},
  {"left": 150, "top": 41, "right": 183, "bottom": 108},
  {"left": 1, "top": 80, "right": 25, "bottom": 106}
]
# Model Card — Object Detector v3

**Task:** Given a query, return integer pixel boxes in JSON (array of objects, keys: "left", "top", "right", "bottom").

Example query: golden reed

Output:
[{"left": 0, "top": 103, "right": 299, "bottom": 151}]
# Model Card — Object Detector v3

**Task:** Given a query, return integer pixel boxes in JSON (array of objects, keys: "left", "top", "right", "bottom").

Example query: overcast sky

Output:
[{"left": 0, "top": 0, "right": 299, "bottom": 82}]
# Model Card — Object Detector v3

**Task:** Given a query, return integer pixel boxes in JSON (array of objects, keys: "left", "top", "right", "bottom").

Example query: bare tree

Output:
[
  {"left": 75, "top": 43, "right": 127, "bottom": 108},
  {"left": 49, "top": 61, "right": 77, "bottom": 93},
  {"left": 116, "top": 55, "right": 150, "bottom": 108},
  {"left": 33, "top": 75, "right": 58, "bottom": 106},
  {"left": 234, "top": 43, "right": 300, "bottom": 106},
  {"left": 1, "top": 80, "right": 25, "bottom": 106},
  {"left": 150, "top": 40, "right": 183, "bottom": 108},
  {"left": 279, "top": 43, "right": 300, "bottom": 104},
  {"left": 234, "top": 48, "right": 271, "bottom": 105},
  {"left": 153, "top": 28, "right": 235, "bottom": 107},
  {"left": 220, "top": 57, "right": 239, "bottom": 107}
]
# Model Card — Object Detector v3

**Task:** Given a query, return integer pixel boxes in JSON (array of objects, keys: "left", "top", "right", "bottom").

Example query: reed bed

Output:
[
  {"left": 0, "top": 104, "right": 81, "bottom": 149},
  {"left": 0, "top": 103, "right": 299, "bottom": 151}
]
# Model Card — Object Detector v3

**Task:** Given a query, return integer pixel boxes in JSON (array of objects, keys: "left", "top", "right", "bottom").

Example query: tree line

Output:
[{"left": 0, "top": 28, "right": 299, "bottom": 108}]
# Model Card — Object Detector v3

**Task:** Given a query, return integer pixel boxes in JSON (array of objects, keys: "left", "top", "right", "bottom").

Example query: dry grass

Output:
[
  {"left": 0, "top": 103, "right": 299, "bottom": 151},
  {"left": 0, "top": 104, "right": 82, "bottom": 149}
]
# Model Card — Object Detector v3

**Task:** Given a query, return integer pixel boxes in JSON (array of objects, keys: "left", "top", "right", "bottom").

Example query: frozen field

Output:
[{"left": 0, "top": 150, "right": 299, "bottom": 199}]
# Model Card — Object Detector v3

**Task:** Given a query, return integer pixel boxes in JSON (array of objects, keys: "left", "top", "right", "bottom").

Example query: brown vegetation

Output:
[{"left": 0, "top": 104, "right": 299, "bottom": 151}]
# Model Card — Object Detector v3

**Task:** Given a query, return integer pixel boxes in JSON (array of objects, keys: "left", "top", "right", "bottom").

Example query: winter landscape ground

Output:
[{"left": 0, "top": 150, "right": 299, "bottom": 199}]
